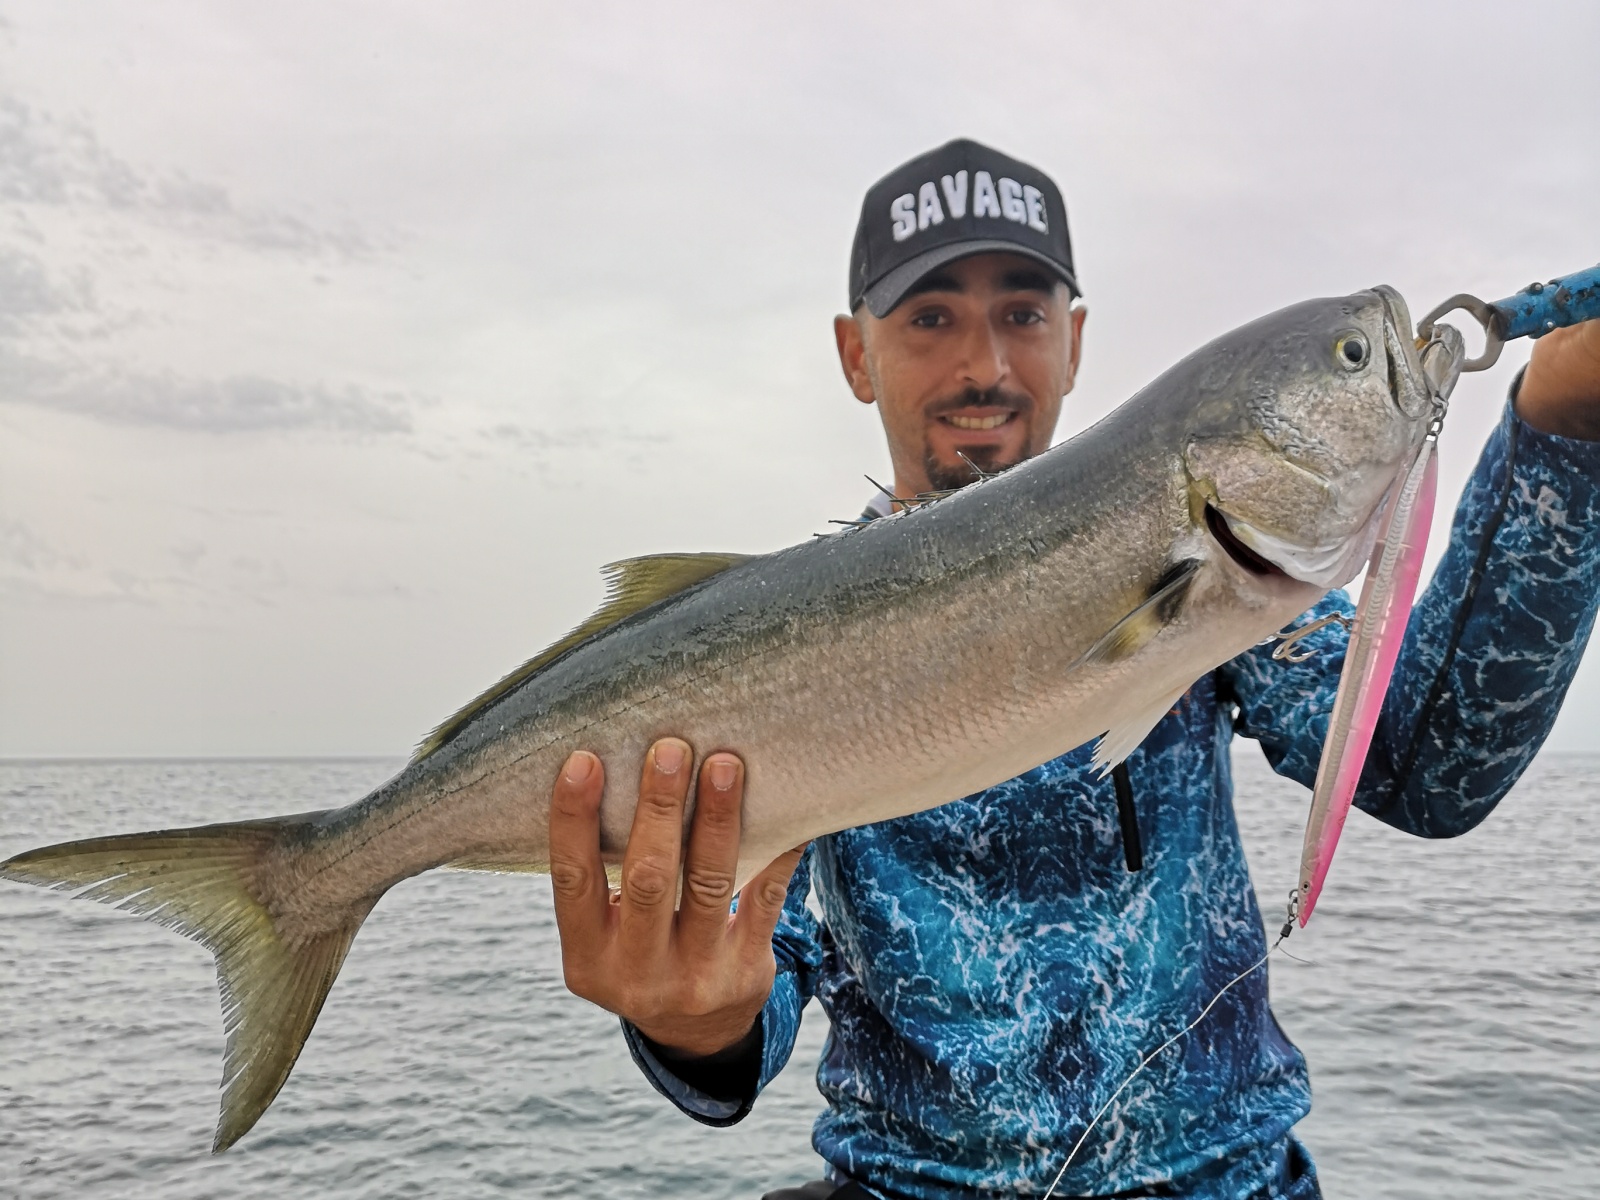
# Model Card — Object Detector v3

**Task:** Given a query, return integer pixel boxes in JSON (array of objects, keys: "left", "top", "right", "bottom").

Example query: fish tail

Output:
[{"left": 0, "top": 814, "right": 372, "bottom": 1153}]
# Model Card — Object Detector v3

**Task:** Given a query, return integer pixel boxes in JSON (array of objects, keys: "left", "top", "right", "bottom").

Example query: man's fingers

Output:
[
  {"left": 676, "top": 753, "right": 745, "bottom": 958},
  {"left": 616, "top": 738, "right": 694, "bottom": 959},
  {"left": 1519, "top": 319, "right": 1600, "bottom": 438},
  {"left": 548, "top": 751, "right": 610, "bottom": 983},
  {"left": 733, "top": 843, "right": 807, "bottom": 950}
]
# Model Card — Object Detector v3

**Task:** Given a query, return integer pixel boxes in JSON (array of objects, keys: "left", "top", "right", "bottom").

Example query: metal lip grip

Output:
[{"left": 1419, "top": 262, "right": 1600, "bottom": 372}]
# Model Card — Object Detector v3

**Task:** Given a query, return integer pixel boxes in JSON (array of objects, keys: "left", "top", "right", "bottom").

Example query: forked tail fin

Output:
[{"left": 0, "top": 816, "right": 373, "bottom": 1152}]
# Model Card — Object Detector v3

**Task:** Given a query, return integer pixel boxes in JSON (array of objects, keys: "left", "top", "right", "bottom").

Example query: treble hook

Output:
[{"left": 1259, "top": 612, "right": 1354, "bottom": 663}]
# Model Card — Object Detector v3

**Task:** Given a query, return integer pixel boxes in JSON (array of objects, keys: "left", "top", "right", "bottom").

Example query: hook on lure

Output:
[{"left": 1260, "top": 612, "right": 1354, "bottom": 664}]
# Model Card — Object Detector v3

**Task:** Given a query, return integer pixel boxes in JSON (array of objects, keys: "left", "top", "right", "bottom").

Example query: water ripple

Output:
[{"left": 2, "top": 755, "right": 1597, "bottom": 1197}]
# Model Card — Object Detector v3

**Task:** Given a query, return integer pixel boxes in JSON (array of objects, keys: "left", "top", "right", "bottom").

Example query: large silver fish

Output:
[{"left": 1, "top": 287, "right": 1436, "bottom": 1151}]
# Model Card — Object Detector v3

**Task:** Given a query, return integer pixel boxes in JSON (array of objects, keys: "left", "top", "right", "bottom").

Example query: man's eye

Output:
[
  {"left": 1009, "top": 309, "right": 1045, "bottom": 326},
  {"left": 910, "top": 311, "right": 947, "bottom": 328}
]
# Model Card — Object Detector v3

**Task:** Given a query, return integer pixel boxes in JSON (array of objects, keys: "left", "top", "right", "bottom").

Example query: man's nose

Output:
[{"left": 957, "top": 319, "right": 1009, "bottom": 392}]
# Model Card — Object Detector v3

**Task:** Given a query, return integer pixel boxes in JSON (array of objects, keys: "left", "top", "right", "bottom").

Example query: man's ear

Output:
[
  {"left": 834, "top": 313, "right": 877, "bottom": 406},
  {"left": 1063, "top": 305, "right": 1087, "bottom": 394}
]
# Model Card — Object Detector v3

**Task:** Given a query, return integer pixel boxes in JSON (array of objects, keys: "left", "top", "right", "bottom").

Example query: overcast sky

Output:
[{"left": 1, "top": 1, "right": 1596, "bottom": 757}]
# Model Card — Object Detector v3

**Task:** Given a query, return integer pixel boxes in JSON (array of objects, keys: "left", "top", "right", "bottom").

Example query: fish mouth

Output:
[
  {"left": 1204, "top": 502, "right": 1375, "bottom": 589},
  {"left": 1373, "top": 285, "right": 1430, "bottom": 417},
  {"left": 1204, "top": 504, "right": 1287, "bottom": 578}
]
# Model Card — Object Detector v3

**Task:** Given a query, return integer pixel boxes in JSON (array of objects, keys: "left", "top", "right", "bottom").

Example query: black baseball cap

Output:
[{"left": 848, "top": 138, "right": 1080, "bottom": 318}]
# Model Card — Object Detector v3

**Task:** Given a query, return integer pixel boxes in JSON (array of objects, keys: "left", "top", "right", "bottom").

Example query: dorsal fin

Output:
[{"left": 411, "top": 552, "right": 752, "bottom": 763}]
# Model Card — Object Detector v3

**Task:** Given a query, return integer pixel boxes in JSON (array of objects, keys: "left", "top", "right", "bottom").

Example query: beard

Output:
[{"left": 922, "top": 385, "right": 1035, "bottom": 492}]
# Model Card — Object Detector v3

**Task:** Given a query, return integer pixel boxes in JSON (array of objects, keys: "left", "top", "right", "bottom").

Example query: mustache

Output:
[{"left": 925, "top": 386, "right": 1035, "bottom": 420}]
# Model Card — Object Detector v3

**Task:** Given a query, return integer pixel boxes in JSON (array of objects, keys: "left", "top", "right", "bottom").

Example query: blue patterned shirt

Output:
[{"left": 625, "top": 396, "right": 1600, "bottom": 1199}]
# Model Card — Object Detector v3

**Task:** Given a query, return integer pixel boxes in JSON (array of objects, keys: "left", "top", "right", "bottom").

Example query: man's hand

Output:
[
  {"left": 1516, "top": 318, "right": 1600, "bottom": 441},
  {"left": 548, "top": 738, "right": 806, "bottom": 1059}
]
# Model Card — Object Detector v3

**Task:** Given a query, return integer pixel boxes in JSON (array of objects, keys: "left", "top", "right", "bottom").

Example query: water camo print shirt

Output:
[{"left": 623, "top": 395, "right": 1600, "bottom": 1200}]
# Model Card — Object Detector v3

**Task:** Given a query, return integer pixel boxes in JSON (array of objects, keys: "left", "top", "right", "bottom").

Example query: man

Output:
[{"left": 547, "top": 139, "right": 1600, "bottom": 1198}]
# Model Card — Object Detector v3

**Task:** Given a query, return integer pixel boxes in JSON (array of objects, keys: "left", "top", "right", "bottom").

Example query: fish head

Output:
[{"left": 1182, "top": 286, "right": 1433, "bottom": 590}]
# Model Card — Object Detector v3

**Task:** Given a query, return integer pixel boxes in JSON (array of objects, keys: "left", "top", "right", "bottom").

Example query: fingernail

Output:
[
  {"left": 708, "top": 757, "right": 738, "bottom": 791},
  {"left": 562, "top": 751, "right": 594, "bottom": 786},
  {"left": 654, "top": 741, "right": 685, "bottom": 775}
]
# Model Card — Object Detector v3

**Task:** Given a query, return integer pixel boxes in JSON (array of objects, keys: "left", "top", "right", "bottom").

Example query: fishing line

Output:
[{"left": 1040, "top": 899, "right": 1300, "bottom": 1200}]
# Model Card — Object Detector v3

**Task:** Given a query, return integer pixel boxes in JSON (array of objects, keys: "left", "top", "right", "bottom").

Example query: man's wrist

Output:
[
  {"left": 635, "top": 1017, "right": 764, "bottom": 1106},
  {"left": 642, "top": 1017, "right": 762, "bottom": 1068},
  {"left": 1515, "top": 387, "right": 1600, "bottom": 441}
]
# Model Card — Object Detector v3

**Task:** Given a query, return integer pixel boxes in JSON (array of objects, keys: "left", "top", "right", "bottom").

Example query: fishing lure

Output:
[
  {"left": 1296, "top": 261, "right": 1600, "bottom": 926},
  {"left": 1297, "top": 433, "right": 1440, "bottom": 924}
]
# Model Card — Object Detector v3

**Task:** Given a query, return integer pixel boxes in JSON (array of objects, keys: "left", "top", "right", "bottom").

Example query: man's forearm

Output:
[{"left": 1357, "top": 394, "right": 1600, "bottom": 835}]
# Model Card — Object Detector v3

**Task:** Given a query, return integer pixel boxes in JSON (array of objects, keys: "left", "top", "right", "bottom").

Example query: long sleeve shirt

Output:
[{"left": 623, "top": 395, "right": 1600, "bottom": 1199}]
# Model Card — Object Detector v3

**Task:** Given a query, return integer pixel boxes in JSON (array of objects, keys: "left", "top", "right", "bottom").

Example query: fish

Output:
[{"left": 0, "top": 285, "right": 1439, "bottom": 1152}]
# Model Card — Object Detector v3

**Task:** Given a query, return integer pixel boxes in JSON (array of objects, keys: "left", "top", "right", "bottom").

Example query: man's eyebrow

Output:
[
  {"left": 904, "top": 272, "right": 964, "bottom": 297},
  {"left": 999, "top": 269, "right": 1057, "bottom": 294}
]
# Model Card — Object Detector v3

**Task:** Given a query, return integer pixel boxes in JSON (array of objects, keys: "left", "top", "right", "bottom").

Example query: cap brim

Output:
[{"left": 858, "top": 241, "right": 1081, "bottom": 318}]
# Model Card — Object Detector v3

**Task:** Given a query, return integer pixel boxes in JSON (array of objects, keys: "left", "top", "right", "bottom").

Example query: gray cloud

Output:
[
  {"left": 0, "top": 518, "right": 176, "bottom": 605},
  {"left": 0, "top": 95, "right": 375, "bottom": 259},
  {"left": 0, "top": 244, "right": 90, "bottom": 333},
  {"left": 0, "top": 350, "right": 415, "bottom": 434},
  {"left": 480, "top": 422, "right": 669, "bottom": 451},
  {"left": 0, "top": 235, "right": 412, "bottom": 435},
  {"left": 0, "top": 92, "right": 406, "bottom": 436}
]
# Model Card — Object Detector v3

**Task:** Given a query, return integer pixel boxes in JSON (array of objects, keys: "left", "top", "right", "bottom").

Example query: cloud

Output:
[
  {"left": 0, "top": 216, "right": 411, "bottom": 436},
  {"left": 479, "top": 422, "right": 668, "bottom": 451},
  {"left": 0, "top": 349, "right": 416, "bottom": 435},
  {"left": 0, "top": 242, "right": 415, "bottom": 434},
  {"left": 0, "top": 518, "right": 179, "bottom": 604},
  {"left": 0, "top": 244, "right": 90, "bottom": 333},
  {"left": 0, "top": 94, "right": 374, "bottom": 260}
]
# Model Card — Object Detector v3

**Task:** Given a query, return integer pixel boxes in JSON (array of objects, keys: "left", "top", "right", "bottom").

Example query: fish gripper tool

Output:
[{"left": 1419, "top": 262, "right": 1600, "bottom": 372}]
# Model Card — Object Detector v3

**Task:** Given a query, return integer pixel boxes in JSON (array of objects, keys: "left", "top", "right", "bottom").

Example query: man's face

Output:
[{"left": 835, "top": 252, "right": 1086, "bottom": 496}]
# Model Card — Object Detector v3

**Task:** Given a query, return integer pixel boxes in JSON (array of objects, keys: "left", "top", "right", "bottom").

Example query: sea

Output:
[{"left": 2, "top": 752, "right": 1597, "bottom": 1200}]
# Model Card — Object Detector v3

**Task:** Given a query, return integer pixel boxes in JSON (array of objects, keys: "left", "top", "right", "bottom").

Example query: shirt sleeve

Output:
[
  {"left": 620, "top": 843, "right": 824, "bottom": 1126},
  {"left": 1225, "top": 390, "right": 1600, "bottom": 837}
]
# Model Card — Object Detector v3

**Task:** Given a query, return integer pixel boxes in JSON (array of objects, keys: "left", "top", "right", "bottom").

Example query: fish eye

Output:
[{"left": 1335, "top": 332, "right": 1370, "bottom": 371}]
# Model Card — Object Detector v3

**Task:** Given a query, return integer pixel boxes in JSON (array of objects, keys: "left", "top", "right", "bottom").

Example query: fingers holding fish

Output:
[
  {"left": 676, "top": 753, "right": 744, "bottom": 958},
  {"left": 544, "top": 737, "right": 782, "bottom": 1057},
  {"left": 734, "top": 844, "right": 808, "bottom": 953},
  {"left": 616, "top": 738, "right": 695, "bottom": 981},
  {"left": 549, "top": 750, "right": 611, "bottom": 992}
]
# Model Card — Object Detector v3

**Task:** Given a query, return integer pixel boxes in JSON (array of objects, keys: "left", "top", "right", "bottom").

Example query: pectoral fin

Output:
[{"left": 1074, "top": 558, "right": 1200, "bottom": 669}]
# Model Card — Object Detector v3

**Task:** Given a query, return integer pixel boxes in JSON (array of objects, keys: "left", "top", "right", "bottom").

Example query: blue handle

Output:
[{"left": 1490, "top": 264, "right": 1600, "bottom": 340}]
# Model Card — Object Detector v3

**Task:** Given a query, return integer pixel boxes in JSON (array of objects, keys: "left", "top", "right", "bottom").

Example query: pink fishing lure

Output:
[{"left": 1297, "top": 441, "right": 1439, "bottom": 926}]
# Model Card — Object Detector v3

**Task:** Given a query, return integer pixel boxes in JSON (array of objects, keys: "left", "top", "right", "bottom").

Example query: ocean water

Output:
[{"left": 1, "top": 753, "right": 1596, "bottom": 1199}]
